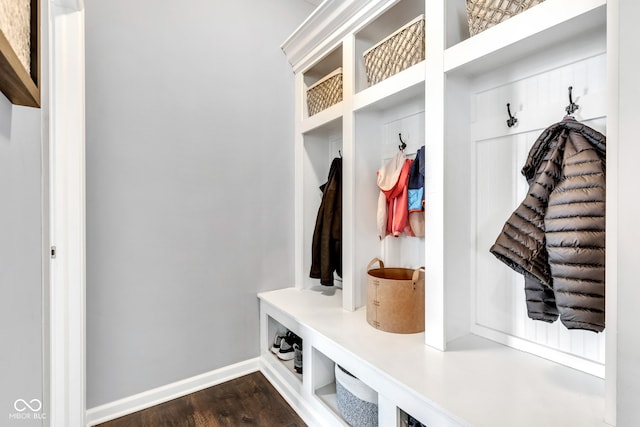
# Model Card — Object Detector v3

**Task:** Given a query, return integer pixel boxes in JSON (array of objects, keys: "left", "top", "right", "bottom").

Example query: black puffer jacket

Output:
[{"left": 490, "top": 118, "right": 606, "bottom": 332}]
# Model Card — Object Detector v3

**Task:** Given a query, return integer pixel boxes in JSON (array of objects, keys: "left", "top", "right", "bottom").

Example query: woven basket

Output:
[
  {"left": 363, "top": 15, "right": 425, "bottom": 87},
  {"left": 306, "top": 67, "right": 343, "bottom": 116},
  {"left": 466, "top": 0, "right": 545, "bottom": 36},
  {"left": 366, "top": 258, "right": 425, "bottom": 334}
]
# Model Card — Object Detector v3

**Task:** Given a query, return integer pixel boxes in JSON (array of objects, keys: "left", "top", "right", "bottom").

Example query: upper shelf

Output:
[
  {"left": 444, "top": 0, "right": 606, "bottom": 77},
  {"left": 353, "top": 61, "right": 425, "bottom": 113},
  {"left": 300, "top": 101, "right": 343, "bottom": 135}
]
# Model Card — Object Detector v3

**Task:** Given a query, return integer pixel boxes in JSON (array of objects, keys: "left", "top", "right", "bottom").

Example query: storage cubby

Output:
[
  {"left": 354, "top": 0, "right": 425, "bottom": 93},
  {"left": 429, "top": 0, "right": 609, "bottom": 377},
  {"left": 311, "top": 347, "right": 344, "bottom": 423},
  {"left": 351, "top": 97, "right": 425, "bottom": 308},
  {"left": 266, "top": 316, "right": 303, "bottom": 382},
  {"left": 299, "top": 118, "right": 343, "bottom": 290},
  {"left": 303, "top": 46, "right": 343, "bottom": 119}
]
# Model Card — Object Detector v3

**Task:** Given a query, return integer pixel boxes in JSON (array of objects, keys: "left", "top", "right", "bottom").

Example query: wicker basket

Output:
[
  {"left": 366, "top": 258, "right": 425, "bottom": 334},
  {"left": 306, "top": 67, "right": 343, "bottom": 116},
  {"left": 466, "top": 0, "right": 545, "bottom": 36},
  {"left": 363, "top": 15, "right": 425, "bottom": 87}
]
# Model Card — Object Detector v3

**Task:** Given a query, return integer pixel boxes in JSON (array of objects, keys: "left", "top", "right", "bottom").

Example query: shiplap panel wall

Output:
[
  {"left": 471, "top": 54, "right": 607, "bottom": 375},
  {"left": 381, "top": 107, "right": 425, "bottom": 269}
]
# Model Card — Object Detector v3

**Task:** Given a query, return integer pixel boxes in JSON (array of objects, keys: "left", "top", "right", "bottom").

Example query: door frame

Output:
[{"left": 47, "top": 0, "right": 86, "bottom": 426}]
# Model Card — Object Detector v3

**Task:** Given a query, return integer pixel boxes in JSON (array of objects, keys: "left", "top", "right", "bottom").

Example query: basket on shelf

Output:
[
  {"left": 466, "top": 0, "right": 545, "bottom": 36},
  {"left": 335, "top": 364, "right": 378, "bottom": 427},
  {"left": 306, "top": 67, "right": 343, "bottom": 116},
  {"left": 363, "top": 15, "right": 425, "bottom": 87},
  {"left": 366, "top": 258, "right": 425, "bottom": 334}
]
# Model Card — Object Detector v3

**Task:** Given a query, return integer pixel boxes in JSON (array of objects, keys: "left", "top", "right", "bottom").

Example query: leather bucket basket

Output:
[{"left": 366, "top": 258, "right": 425, "bottom": 334}]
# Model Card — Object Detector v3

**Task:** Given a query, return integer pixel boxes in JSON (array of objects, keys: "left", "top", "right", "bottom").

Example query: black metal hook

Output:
[
  {"left": 565, "top": 86, "right": 579, "bottom": 115},
  {"left": 506, "top": 103, "right": 518, "bottom": 128},
  {"left": 398, "top": 133, "right": 407, "bottom": 151}
]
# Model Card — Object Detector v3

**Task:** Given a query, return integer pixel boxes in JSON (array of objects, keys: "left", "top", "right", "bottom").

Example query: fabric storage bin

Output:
[
  {"left": 466, "top": 0, "right": 545, "bottom": 36},
  {"left": 366, "top": 258, "right": 425, "bottom": 334},
  {"left": 306, "top": 67, "right": 343, "bottom": 116},
  {"left": 335, "top": 364, "right": 378, "bottom": 427},
  {"left": 363, "top": 15, "right": 425, "bottom": 87}
]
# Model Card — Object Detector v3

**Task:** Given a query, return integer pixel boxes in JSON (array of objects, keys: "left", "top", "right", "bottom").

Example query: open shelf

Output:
[
  {"left": 312, "top": 347, "right": 348, "bottom": 426},
  {"left": 301, "top": 102, "right": 344, "bottom": 134},
  {"left": 444, "top": 0, "right": 606, "bottom": 76},
  {"left": 264, "top": 315, "right": 303, "bottom": 390},
  {"left": 353, "top": 62, "right": 425, "bottom": 113},
  {"left": 354, "top": 0, "right": 425, "bottom": 93}
]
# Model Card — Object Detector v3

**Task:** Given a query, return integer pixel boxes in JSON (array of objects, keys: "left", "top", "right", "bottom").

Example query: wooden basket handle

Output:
[
  {"left": 367, "top": 257, "right": 384, "bottom": 270},
  {"left": 412, "top": 266, "right": 426, "bottom": 283}
]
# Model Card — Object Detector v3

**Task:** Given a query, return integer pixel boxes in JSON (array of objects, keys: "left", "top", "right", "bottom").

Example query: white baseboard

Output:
[{"left": 85, "top": 358, "right": 260, "bottom": 427}]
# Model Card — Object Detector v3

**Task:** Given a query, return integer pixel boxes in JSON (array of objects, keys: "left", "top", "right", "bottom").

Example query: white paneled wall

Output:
[
  {"left": 381, "top": 107, "right": 425, "bottom": 269},
  {"left": 470, "top": 53, "right": 607, "bottom": 377}
]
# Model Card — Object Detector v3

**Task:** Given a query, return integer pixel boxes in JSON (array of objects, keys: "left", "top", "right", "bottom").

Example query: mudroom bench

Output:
[{"left": 258, "top": 288, "right": 607, "bottom": 427}]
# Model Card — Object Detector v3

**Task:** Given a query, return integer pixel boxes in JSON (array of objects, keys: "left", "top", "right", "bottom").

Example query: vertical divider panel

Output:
[
  {"left": 377, "top": 393, "right": 397, "bottom": 426},
  {"left": 354, "top": 110, "right": 385, "bottom": 310},
  {"left": 604, "top": 1, "right": 619, "bottom": 423},
  {"left": 342, "top": 34, "right": 356, "bottom": 311},
  {"left": 294, "top": 72, "right": 306, "bottom": 290},
  {"left": 424, "top": 0, "right": 446, "bottom": 350}
]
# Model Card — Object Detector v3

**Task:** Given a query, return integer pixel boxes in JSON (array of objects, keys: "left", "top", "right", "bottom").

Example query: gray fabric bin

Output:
[{"left": 335, "top": 364, "right": 378, "bottom": 427}]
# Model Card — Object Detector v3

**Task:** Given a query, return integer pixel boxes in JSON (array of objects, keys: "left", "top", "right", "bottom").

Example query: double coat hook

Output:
[
  {"left": 506, "top": 103, "right": 518, "bottom": 128},
  {"left": 565, "top": 86, "right": 579, "bottom": 115},
  {"left": 398, "top": 133, "right": 407, "bottom": 151}
]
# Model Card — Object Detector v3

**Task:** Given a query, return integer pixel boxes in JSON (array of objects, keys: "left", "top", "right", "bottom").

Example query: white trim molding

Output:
[
  {"left": 281, "top": 0, "right": 395, "bottom": 73},
  {"left": 48, "top": 3, "right": 86, "bottom": 427},
  {"left": 85, "top": 359, "right": 260, "bottom": 427}
]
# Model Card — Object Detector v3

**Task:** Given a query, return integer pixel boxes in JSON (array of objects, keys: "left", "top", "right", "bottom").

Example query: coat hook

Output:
[
  {"left": 398, "top": 133, "right": 407, "bottom": 151},
  {"left": 565, "top": 86, "right": 579, "bottom": 115},
  {"left": 506, "top": 103, "right": 518, "bottom": 128},
  {"left": 338, "top": 149, "right": 342, "bottom": 158}
]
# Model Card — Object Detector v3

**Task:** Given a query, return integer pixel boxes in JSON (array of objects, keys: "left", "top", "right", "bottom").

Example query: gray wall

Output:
[
  {"left": 85, "top": 0, "right": 314, "bottom": 407},
  {"left": 0, "top": 96, "right": 43, "bottom": 426}
]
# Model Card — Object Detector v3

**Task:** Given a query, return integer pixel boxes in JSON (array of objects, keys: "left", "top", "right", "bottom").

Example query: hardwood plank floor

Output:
[{"left": 95, "top": 371, "right": 307, "bottom": 427}]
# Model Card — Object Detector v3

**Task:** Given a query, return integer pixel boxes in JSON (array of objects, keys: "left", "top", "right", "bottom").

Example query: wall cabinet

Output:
[{"left": 259, "top": 0, "right": 617, "bottom": 425}]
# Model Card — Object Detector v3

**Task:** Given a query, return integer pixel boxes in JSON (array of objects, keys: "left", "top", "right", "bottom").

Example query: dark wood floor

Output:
[{"left": 95, "top": 371, "right": 306, "bottom": 427}]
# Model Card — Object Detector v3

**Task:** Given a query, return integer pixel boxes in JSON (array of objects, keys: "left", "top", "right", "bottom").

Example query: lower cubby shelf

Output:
[
  {"left": 263, "top": 315, "right": 304, "bottom": 395},
  {"left": 315, "top": 382, "right": 339, "bottom": 415},
  {"left": 312, "top": 347, "right": 343, "bottom": 422},
  {"left": 258, "top": 287, "right": 607, "bottom": 427}
]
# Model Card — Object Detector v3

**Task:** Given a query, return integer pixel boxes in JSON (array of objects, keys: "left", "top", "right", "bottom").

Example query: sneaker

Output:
[
  {"left": 270, "top": 330, "right": 287, "bottom": 354},
  {"left": 293, "top": 343, "right": 303, "bottom": 374},
  {"left": 277, "top": 331, "right": 298, "bottom": 361}
]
